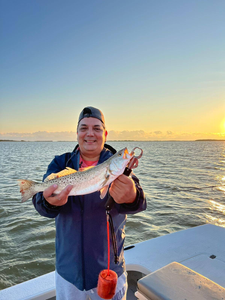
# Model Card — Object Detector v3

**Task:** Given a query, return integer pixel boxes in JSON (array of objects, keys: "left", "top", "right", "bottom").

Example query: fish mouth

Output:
[{"left": 123, "top": 148, "right": 132, "bottom": 160}]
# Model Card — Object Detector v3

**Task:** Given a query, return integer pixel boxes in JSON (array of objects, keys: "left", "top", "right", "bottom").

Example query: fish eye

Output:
[{"left": 118, "top": 152, "right": 122, "bottom": 156}]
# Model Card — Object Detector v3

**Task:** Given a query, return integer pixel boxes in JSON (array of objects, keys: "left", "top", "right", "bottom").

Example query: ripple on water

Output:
[{"left": 0, "top": 141, "right": 225, "bottom": 289}]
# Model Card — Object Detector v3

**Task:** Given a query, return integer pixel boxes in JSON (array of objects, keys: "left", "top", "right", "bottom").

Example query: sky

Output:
[{"left": 0, "top": 0, "right": 225, "bottom": 141}]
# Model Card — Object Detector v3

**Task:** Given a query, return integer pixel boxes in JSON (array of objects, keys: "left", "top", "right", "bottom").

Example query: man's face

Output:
[{"left": 77, "top": 117, "right": 107, "bottom": 159}]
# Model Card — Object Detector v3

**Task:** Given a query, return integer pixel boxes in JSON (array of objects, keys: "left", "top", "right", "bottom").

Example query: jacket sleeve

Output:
[
  {"left": 32, "top": 153, "right": 70, "bottom": 219},
  {"left": 32, "top": 191, "right": 61, "bottom": 218},
  {"left": 116, "top": 173, "right": 147, "bottom": 215}
]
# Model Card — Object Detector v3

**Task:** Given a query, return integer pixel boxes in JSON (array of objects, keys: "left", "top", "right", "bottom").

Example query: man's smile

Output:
[{"left": 85, "top": 139, "right": 96, "bottom": 144}]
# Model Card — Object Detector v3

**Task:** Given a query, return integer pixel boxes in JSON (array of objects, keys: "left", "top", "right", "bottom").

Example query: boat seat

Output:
[{"left": 135, "top": 262, "right": 225, "bottom": 300}]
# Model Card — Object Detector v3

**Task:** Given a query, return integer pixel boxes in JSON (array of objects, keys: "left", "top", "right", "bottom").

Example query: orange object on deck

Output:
[{"left": 97, "top": 269, "right": 118, "bottom": 299}]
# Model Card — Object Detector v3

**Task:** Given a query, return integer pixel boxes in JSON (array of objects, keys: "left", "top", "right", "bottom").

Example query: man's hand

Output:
[
  {"left": 43, "top": 184, "right": 73, "bottom": 206},
  {"left": 109, "top": 175, "right": 136, "bottom": 204}
]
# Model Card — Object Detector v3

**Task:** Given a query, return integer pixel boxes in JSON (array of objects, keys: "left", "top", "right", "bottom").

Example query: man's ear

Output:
[{"left": 104, "top": 130, "right": 108, "bottom": 140}]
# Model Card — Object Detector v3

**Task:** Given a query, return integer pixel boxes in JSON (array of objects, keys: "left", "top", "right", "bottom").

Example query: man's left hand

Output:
[{"left": 109, "top": 175, "right": 136, "bottom": 204}]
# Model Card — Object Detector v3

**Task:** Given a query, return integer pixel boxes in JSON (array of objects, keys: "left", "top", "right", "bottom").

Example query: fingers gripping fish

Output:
[{"left": 18, "top": 148, "right": 133, "bottom": 203}]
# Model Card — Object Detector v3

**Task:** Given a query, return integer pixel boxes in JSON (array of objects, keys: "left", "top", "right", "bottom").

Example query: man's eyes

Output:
[{"left": 79, "top": 127, "right": 102, "bottom": 131}]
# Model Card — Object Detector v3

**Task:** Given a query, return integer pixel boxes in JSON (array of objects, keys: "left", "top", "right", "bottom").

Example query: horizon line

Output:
[{"left": 1, "top": 139, "right": 225, "bottom": 143}]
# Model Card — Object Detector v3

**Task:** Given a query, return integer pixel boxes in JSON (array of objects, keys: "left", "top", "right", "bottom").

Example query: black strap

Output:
[{"left": 106, "top": 211, "right": 119, "bottom": 264}]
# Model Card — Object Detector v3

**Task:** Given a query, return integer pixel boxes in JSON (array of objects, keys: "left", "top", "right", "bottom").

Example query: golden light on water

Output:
[
  {"left": 205, "top": 214, "right": 225, "bottom": 227},
  {"left": 218, "top": 176, "right": 225, "bottom": 192},
  {"left": 206, "top": 200, "right": 225, "bottom": 228},
  {"left": 209, "top": 200, "right": 225, "bottom": 213}
]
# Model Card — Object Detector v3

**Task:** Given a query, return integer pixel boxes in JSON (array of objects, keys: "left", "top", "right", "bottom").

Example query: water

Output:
[{"left": 0, "top": 141, "right": 225, "bottom": 290}]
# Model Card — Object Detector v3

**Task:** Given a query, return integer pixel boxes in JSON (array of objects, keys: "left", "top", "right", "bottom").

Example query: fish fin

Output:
[
  {"left": 80, "top": 166, "right": 95, "bottom": 171},
  {"left": 101, "top": 173, "right": 110, "bottom": 188},
  {"left": 44, "top": 173, "right": 58, "bottom": 181},
  {"left": 45, "top": 167, "right": 77, "bottom": 181},
  {"left": 100, "top": 165, "right": 112, "bottom": 186},
  {"left": 100, "top": 185, "right": 109, "bottom": 199},
  {"left": 99, "top": 167, "right": 113, "bottom": 198},
  {"left": 17, "top": 179, "right": 36, "bottom": 202}
]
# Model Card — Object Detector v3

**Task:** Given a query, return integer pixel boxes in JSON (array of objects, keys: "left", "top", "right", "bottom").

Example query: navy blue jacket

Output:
[{"left": 32, "top": 145, "right": 146, "bottom": 291}]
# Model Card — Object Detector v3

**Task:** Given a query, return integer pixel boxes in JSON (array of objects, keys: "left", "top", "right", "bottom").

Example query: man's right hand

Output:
[{"left": 43, "top": 184, "right": 73, "bottom": 206}]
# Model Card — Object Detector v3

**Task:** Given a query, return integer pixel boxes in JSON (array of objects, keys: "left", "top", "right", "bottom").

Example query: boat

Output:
[{"left": 0, "top": 224, "right": 225, "bottom": 299}]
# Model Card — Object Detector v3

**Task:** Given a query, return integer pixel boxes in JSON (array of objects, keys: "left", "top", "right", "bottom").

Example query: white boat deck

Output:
[
  {"left": 125, "top": 224, "right": 225, "bottom": 288},
  {"left": 0, "top": 224, "right": 224, "bottom": 300}
]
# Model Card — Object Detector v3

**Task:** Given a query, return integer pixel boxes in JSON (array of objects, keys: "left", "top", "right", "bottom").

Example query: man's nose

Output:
[{"left": 87, "top": 128, "right": 94, "bottom": 135}]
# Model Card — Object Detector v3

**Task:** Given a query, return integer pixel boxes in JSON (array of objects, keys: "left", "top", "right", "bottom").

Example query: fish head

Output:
[
  {"left": 117, "top": 147, "right": 133, "bottom": 162},
  {"left": 108, "top": 147, "right": 133, "bottom": 176}
]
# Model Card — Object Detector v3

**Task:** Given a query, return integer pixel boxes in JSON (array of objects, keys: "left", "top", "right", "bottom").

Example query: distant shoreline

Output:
[
  {"left": 1, "top": 139, "right": 225, "bottom": 142},
  {"left": 0, "top": 140, "right": 53, "bottom": 142},
  {"left": 195, "top": 139, "right": 225, "bottom": 142}
]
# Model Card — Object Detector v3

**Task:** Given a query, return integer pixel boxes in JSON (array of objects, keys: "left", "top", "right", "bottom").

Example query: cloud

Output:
[
  {"left": 108, "top": 130, "right": 148, "bottom": 140},
  {"left": 167, "top": 131, "right": 173, "bottom": 135},
  {"left": 0, "top": 130, "right": 224, "bottom": 141}
]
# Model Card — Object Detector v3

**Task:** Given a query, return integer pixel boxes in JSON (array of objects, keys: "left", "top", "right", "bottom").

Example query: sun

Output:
[{"left": 220, "top": 118, "right": 225, "bottom": 134}]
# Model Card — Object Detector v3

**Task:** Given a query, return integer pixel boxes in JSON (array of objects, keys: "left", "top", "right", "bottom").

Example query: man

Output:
[{"left": 33, "top": 106, "right": 146, "bottom": 299}]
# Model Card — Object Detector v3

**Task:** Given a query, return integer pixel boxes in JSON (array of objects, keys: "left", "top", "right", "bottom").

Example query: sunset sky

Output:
[{"left": 0, "top": 0, "right": 225, "bottom": 141}]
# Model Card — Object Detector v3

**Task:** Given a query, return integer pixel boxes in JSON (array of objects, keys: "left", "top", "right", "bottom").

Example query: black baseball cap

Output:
[{"left": 78, "top": 106, "right": 105, "bottom": 126}]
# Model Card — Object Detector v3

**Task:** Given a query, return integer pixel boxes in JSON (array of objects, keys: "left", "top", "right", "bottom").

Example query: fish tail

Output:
[{"left": 17, "top": 179, "right": 36, "bottom": 202}]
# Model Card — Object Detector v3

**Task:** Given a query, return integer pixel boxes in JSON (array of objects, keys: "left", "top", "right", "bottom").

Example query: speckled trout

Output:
[{"left": 18, "top": 148, "right": 133, "bottom": 202}]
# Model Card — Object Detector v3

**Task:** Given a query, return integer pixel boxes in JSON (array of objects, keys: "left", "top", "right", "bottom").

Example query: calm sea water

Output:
[{"left": 0, "top": 141, "right": 225, "bottom": 290}]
